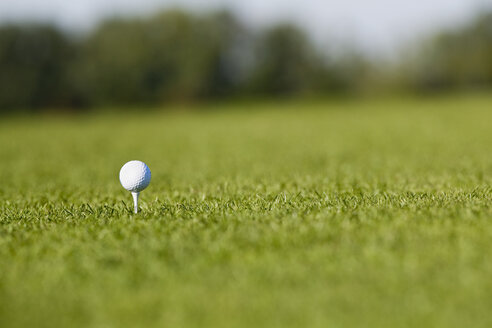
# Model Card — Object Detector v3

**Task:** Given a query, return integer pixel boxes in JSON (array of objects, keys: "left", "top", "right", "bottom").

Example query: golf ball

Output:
[{"left": 119, "top": 160, "right": 151, "bottom": 192}]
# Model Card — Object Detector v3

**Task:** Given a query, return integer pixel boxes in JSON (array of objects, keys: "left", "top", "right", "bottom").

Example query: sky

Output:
[{"left": 0, "top": 0, "right": 491, "bottom": 53}]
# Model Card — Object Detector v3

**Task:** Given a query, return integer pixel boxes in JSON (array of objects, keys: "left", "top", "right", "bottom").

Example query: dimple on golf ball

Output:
[{"left": 119, "top": 160, "right": 151, "bottom": 192}]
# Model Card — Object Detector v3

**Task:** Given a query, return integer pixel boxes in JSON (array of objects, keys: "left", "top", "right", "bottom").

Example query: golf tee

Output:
[{"left": 132, "top": 192, "right": 139, "bottom": 213}]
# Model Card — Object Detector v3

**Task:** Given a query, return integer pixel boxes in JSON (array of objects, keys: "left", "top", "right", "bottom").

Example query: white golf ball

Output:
[{"left": 119, "top": 160, "right": 151, "bottom": 192}]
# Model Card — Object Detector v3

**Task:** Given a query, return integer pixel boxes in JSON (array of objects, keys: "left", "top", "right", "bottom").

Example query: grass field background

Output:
[{"left": 0, "top": 96, "right": 491, "bottom": 328}]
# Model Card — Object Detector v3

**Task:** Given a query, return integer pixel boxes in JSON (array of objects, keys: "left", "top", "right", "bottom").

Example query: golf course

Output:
[{"left": 0, "top": 95, "right": 491, "bottom": 328}]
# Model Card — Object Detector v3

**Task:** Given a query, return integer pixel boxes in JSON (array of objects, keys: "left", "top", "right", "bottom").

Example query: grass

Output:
[{"left": 0, "top": 95, "right": 491, "bottom": 328}]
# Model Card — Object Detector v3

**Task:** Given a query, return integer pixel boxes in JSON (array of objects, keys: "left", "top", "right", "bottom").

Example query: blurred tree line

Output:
[
  {"left": 398, "top": 12, "right": 492, "bottom": 93},
  {"left": 0, "top": 9, "right": 491, "bottom": 112}
]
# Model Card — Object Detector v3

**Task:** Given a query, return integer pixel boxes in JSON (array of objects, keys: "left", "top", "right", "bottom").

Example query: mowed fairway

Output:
[{"left": 0, "top": 96, "right": 491, "bottom": 328}]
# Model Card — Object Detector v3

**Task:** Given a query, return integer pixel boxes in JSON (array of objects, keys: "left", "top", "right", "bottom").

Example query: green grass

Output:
[{"left": 0, "top": 95, "right": 491, "bottom": 328}]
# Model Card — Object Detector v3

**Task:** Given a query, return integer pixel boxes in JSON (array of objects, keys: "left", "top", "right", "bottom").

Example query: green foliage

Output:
[
  {"left": 0, "top": 10, "right": 352, "bottom": 112},
  {"left": 247, "top": 25, "right": 320, "bottom": 95},
  {"left": 0, "top": 96, "right": 491, "bottom": 327},
  {"left": 0, "top": 25, "right": 78, "bottom": 110},
  {"left": 1, "top": 9, "right": 492, "bottom": 112},
  {"left": 78, "top": 10, "right": 243, "bottom": 105},
  {"left": 403, "top": 13, "right": 492, "bottom": 92}
]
